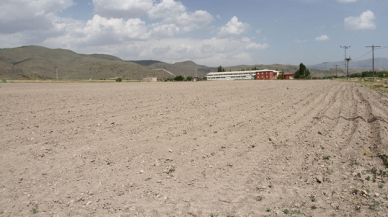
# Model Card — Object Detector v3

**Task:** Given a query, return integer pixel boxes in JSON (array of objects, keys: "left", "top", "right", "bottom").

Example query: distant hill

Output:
[
  {"left": 89, "top": 54, "right": 122, "bottom": 61},
  {"left": 136, "top": 60, "right": 363, "bottom": 78},
  {"left": 0, "top": 46, "right": 173, "bottom": 80},
  {"left": 127, "top": 60, "right": 163, "bottom": 66},
  {"left": 1, "top": 45, "right": 379, "bottom": 80},
  {"left": 308, "top": 57, "right": 388, "bottom": 71}
]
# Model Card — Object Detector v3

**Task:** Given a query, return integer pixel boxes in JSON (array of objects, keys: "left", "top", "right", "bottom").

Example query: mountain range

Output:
[
  {"left": 1, "top": 45, "right": 384, "bottom": 80},
  {"left": 308, "top": 57, "right": 388, "bottom": 71}
]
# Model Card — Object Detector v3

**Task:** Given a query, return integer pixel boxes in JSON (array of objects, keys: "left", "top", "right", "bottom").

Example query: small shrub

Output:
[
  {"left": 186, "top": 76, "right": 193, "bottom": 81},
  {"left": 173, "top": 75, "right": 184, "bottom": 81},
  {"left": 368, "top": 199, "right": 380, "bottom": 210},
  {"left": 352, "top": 189, "right": 359, "bottom": 195},
  {"left": 311, "top": 205, "right": 317, "bottom": 210},
  {"left": 378, "top": 154, "right": 388, "bottom": 167},
  {"left": 378, "top": 184, "right": 384, "bottom": 189},
  {"left": 283, "top": 209, "right": 289, "bottom": 214},
  {"left": 31, "top": 204, "right": 38, "bottom": 214},
  {"left": 116, "top": 77, "right": 122, "bottom": 82},
  {"left": 323, "top": 156, "right": 330, "bottom": 160},
  {"left": 311, "top": 195, "right": 316, "bottom": 202},
  {"left": 166, "top": 168, "right": 175, "bottom": 174}
]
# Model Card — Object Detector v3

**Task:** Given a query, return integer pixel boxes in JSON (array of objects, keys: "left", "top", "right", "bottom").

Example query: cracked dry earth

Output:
[{"left": 1, "top": 80, "right": 388, "bottom": 217}]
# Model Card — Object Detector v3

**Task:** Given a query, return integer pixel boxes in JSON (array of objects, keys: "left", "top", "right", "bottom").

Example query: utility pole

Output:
[
  {"left": 340, "top": 46, "right": 351, "bottom": 70},
  {"left": 329, "top": 68, "right": 332, "bottom": 79},
  {"left": 323, "top": 62, "right": 327, "bottom": 78},
  {"left": 89, "top": 68, "right": 92, "bottom": 81},
  {"left": 345, "top": 57, "right": 351, "bottom": 80},
  {"left": 334, "top": 64, "right": 340, "bottom": 77},
  {"left": 366, "top": 45, "right": 381, "bottom": 82}
]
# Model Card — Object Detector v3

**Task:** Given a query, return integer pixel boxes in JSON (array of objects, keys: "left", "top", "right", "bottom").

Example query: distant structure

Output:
[
  {"left": 206, "top": 69, "right": 284, "bottom": 81},
  {"left": 282, "top": 73, "right": 294, "bottom": 79},
  {"left": 206, "top": 70, "right": 255, "bottom": 80},
  {"left": 255, "top": 70, "right": 281, "bottom": 80},
  {"left": 143, "top": 77, "right": 157, "bottom": 82}
]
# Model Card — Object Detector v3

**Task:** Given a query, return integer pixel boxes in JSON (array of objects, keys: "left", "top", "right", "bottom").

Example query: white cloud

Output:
[
  {"left": 338, "top": 0, "right": 356, "bottom": 3},
  {"left": 315, "top": 34, "right": 329, "bottom": 41},
  {"left": 344, "top": 10, "right": 376, "bottom": 30},
  {"left": 256, "top": 29, "right": 262, "bottom": 34},
  {"left": 148, "top": 0, "right": 186, "bottom": 20},
  {"left": 0, "top": 0, "right": 74, "bottom": 34},
  {"left": 218, "top": 16, "right": 249, "bottom": 37},
  {"left": 246, "top": 43, "right": 269, "bottom": 50},
  {"left": 241, "top": 37, "right": 251, "bottom": 43},
  {"left": 0, "top": 0, "right": 267, "bottom": 66},
  {"left": 216, "top": 15, "right": 221, "bottom": 19},
  {"left": 93, "top": 0, "right": 153, "bottom": 18},
  {"left": 96, "top": 37, "right": 268, "bottom": 66},
  {"left": 294, "top": 38, "right": 307, "bottom": 43},
  {"left": 148, "top": 23, "right": 179, "bottom": 38},
  {"left": 81, "top": 15, "right": 148, "bottom": 45},
  {"left": 147, "top": 0, "right": 213, "bottom": 36}
]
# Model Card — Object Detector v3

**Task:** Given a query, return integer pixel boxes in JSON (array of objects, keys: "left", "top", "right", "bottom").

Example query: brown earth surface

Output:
[{"left": 1, "top": 80, "right": 388, "bottom": 217}]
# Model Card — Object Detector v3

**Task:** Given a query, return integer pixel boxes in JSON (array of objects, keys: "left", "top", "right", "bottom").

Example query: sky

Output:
[{"left": 0, "top": 0, "right": 387, "bottom": 67}]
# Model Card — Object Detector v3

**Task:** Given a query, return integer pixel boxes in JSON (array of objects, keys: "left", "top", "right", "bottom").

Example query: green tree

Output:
[
  {"left": 294, "top": 63, "right": 311, "bottom": 79},
  {"left": 186, "top": 76, "right": 193, "bottom": 81},
  {"left": 174, "top": 75, "right": 184, "bottom": 81},
  {"left": 277, "top": 73, "right": 283, "bottom": 79},
  {"left": 378, "top": 71, "right": 387, "bottom": 78},
  {"left": 217, "top": 66, "right": 225, "bottom": 72},
  {"left": 115, "top": 77, "right": 122, "bottom": 82}
]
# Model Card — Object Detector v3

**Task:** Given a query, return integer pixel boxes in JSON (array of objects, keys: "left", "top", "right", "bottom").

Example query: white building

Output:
[
  {"left": 206, "top": 71, "right": 256, "bottom": 81},
  {"left": 206, "top": 70, "right": 282, "bottom": 81}
]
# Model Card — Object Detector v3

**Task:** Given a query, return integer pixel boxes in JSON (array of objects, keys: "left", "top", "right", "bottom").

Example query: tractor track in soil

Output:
[{"left": 0, "top": 81, "right": 387, "bottom": 216}]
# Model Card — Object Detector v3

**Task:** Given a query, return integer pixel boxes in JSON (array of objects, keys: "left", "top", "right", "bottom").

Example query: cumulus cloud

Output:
[
  {"left": 0, "top": 0, "right": 74, "bottom": 34},
  {"left": 80, "top": 15, "right": 148, "bottom": 45},
  {"left": 147, "top": 0, "right": 213, "bottom": 37},
  {"left": 345, "top": 10, "right": 376, "bottom": 30},
  {"left": 93, "top": 0, "right": 153, "bottom": 18},
  {"left": 338, "top": 0, "right": 356, "bottom": 3},
  {"left": 256, "top": 29, "right": 262, "bottom": 34},
  {"left": 315, "top": 35, "right": 329, "bottom": 41},
  {"left": 0, "top": 0, "right": 266, "bottom": 66},
  {"left": 218, "top": 16, "right": 249, "bottom": 37},
  {"left": 148, "top": 23, "right": 179, "bottom": 38}
]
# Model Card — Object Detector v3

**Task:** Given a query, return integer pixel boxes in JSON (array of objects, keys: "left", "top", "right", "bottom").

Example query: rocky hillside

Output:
[{"left": 0, "top": 46, "right": 173, "bottom": 80}]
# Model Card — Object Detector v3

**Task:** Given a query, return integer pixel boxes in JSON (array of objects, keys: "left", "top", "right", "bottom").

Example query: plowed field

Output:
[{"left": 1, "top": 81, "right": 388, "bottom": 216}]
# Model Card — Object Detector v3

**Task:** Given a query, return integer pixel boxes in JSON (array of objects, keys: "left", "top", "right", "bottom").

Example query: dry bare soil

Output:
[{"left": 1, "top": 80, "right": 388, "bottom": 217}]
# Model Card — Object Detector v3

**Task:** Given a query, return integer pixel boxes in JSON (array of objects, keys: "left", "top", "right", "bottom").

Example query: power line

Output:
[
  {"left": 366, "top": 45, "right": 381, "bottom": 82},
  {"left": 353, "top": 50, "right": 372, "bottom": 61},
  {"left": 352, "top": 46, "right": 387, "bottom": 61},
  {"left": 375, "top": 46, "right": 388, "bottom": 50},
  {"left": 334, "top": 64, "right": 340, "bottom": 77},
  {"left": 340, "top": 46, "right": 351, "bottom": 69}
]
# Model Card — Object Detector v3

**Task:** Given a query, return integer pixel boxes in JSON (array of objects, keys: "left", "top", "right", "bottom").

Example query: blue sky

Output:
[{"left": 0, "top": 0, "right": 387, "bottom": 67}]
